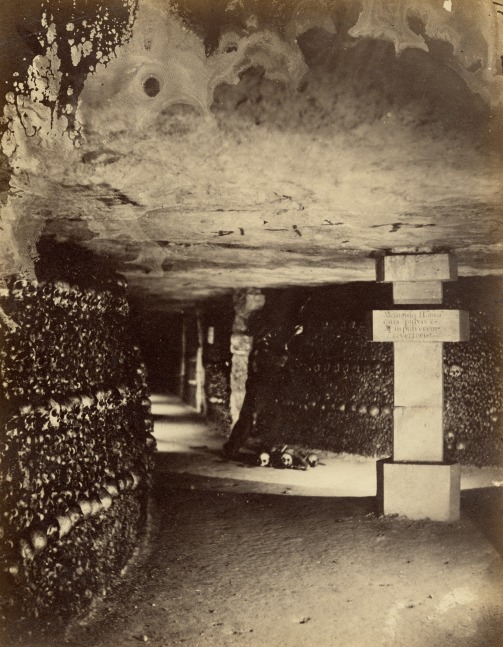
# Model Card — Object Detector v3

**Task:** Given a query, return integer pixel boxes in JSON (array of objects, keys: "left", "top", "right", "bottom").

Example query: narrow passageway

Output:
[
  {"left": 54, "top": 395, "right": 503, "bottom": 647},
  {"left": 151, "top": 393, "right": 380, "bottom": 497},
  {"left": 151, "top": 395, "right": 502, "bottom": 498}
]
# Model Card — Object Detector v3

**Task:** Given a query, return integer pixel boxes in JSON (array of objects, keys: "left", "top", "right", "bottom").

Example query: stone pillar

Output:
[
  {"left": 230, "top": 289, "right": 265, "bottom": 426},
  {"left": 195, "top": 313, "right": 206, "bottom": 415},
  {"left": 372, "top": 252, "right": 469, "bottom": 521},
  {"left": 178, "top": 317, "right": 186, "bottom": 399}
]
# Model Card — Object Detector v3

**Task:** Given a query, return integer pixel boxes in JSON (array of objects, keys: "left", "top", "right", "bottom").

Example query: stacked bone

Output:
[
  {"left": 258, "top": 318, "right": 393, "bottom": 455},
  {"left": 443, "top": 307, "right": 503, "bottom": 467},
  {"left": 1, "top": 277, "right": 132, "bottom": 399},
  {"left": 0, "top": 274, "right": 155, "bottom": 623},
  {"left": 251, "top": 280, "right": 503, "bottom": 466}
]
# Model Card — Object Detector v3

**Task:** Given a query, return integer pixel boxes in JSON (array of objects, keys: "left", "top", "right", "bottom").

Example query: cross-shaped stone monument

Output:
[{"left": 372, "top": 251, "right": 469, "bottom": 521}]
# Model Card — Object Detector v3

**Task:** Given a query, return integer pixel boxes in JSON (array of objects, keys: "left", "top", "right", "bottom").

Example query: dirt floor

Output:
[{"left": 9, "top": 395, "right": 503, "bottom": 647}]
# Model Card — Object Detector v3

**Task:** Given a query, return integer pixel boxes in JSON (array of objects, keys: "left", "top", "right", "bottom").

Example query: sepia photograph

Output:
[{"left": 0, "top": 0, "right": 502, "bottom": 645}]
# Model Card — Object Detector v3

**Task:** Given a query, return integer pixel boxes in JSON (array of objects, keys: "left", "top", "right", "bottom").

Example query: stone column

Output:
[
  {"left": 195, "top": 313, "right": 206, "bottom": 415},
  {"left": 372, "top": 252, "right": 469, "bottom": 521},
  {"left": 230, "top": 288, "right": 265, "bottom": 425},
  {"left": 178, "top": 317, "right": 186, "bottom": 399}
]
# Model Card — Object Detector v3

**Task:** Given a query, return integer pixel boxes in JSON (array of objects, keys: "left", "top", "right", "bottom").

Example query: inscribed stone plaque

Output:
[
  {"left": 372, "top": 310, "right": 469, "bottom": 343},
  {"left": 394, "top": 342, "right": 443, "bottom": 407},
  {"left": 392, "top": 281, "right": 443, "bottom": 305},
  {"left": 393, "top": 406, "right": 443, "bottom": 462},
  {"left": 376, "top": 253, "right": 457, "bottom": 283}
]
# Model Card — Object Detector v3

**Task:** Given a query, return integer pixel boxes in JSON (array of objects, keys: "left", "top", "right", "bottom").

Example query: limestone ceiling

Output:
[{"left": 0, "top": 0, "right": 502, "bottom": 312}]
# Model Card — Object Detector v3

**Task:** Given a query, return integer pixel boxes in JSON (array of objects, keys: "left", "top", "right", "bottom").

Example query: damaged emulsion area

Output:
[
  {"left": 0, "top": 0, "right": 139, "bottom": 329},
  {"left": 3, "top": 0, "right": 138, "bottom": 134}
]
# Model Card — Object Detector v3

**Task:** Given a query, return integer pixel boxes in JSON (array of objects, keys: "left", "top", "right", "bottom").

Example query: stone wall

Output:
[
  {"left": 229, "top": 289, "right": 266, "bottom": 426},
  {"left": 0, "top": 243, "right": 154, "bottom": 630}
]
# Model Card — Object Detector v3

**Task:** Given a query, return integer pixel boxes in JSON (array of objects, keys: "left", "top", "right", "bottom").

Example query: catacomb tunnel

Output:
[{"left": 1, "top": 0, "right": 503, "bottom": 645}]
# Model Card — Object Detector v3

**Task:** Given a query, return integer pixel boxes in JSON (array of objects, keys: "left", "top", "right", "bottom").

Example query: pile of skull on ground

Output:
[{"left": 0, "top": 274, "right": 154, "bottom": 623}]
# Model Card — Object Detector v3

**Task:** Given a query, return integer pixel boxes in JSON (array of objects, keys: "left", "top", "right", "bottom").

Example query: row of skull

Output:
[
  {"left": 2, "top": 493, "right": 145, "bottom": 619},
  {"left": 1, "top": 382, "right": 153, "bottom": 534},
  {"left": 5, "top": 386, "right": 151, "bottom": 429},
  {"left": 12, "top": 470, "right": 142, "bottom": 566},
  {"left": 1, "top": 321, "right": 144, "bottom": 400},
  {"left": 278, "top": 399, "right": 392, "bottom": 417},
  {"left": 7, "top": 275, "right": 127, "bottom": 300}
]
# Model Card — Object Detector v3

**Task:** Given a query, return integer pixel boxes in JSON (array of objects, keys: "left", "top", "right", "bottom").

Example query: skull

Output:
[
  {"left": 59, "top": 293, "right": 70, "bottom": 308},
  {"left": 82, "top": 288, "right": 95, "bottom": 305},
  {"left": 11, "top": 278, "right": 29, "bottom": 300},
  {"left": 123, "top": 474, "right": 134, "bottom": 490},
  {"left": 77, "top": 498, "right": 92, "bottom": 517},
  {"left": 97, "top": 488, "right": 113, "bottom": 509},
  {"left": 306, "top": 453, "right": 319, "bottom": 467},
  {"left": 103, "top": 479, "right": 119, "bottom": 498},
  {"left": 53, "top": 280, "right": 70, "bottom": 293},
  {"left": 281, "top": 451, "right": 294, "bottom": 468},
  {"left": 56, "top": 514, "right": 73, "bottom": 538},
  {"left": 95, "top": 390, "right": 108, "bottom": 413},
  {"left": 52, "top": 281, "right": 69, "bottom": 305},
  {"left": 90, "top": 498, "right": 103, "bottom": 515},
  {"left": 68, "top": 506, "right": 82, "bottom": 524},
  {"left": 69, "top": 396, "right": 83, "bottom": 418},
  {"left": 23, "top": 412, "right": 37, "bottom": 433},
  {"left": 259, "top": 452, "right": 270, "bottom": 467},
  {"left": 449, "top": 365, "right": 463, "bottom": 378},
  {"left": 40, "top": 281, "right": 54, "bottom": 300},
  {"left": 81, "top": 394, "right": 94, "bottom": 416},
  {"left": 59, "top": 401, "right": 72, "bottom": 425},
  {"left": 116, "top": 274, "right": 128, "bottom": 290},
  {"left": 129, "top": 471, "right": 140, "bottom": 490},
  {"left": 68, "top": 284, "right": 80, "bottom": 301},
  {"left": 48, "top": 400, "right": 61, "bottom": 428},
  {"left": 118, "top": 299, "right": 129, "bottom": 316},
  {"left": 46, "top": 523, "right": 59, "bottom": 539}
]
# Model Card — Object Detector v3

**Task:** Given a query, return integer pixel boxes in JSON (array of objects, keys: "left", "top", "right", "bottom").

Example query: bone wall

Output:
[
  {"left": 0, "top": 242, "right": 154, "bottom": 631},
  {"left": 213, "top": 278, "right": 503, "bottom": 467}
]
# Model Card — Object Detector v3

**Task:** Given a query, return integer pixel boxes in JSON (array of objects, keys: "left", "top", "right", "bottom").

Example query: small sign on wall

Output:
[{"left": 372, "top": 310, "right": 470, "bottom": 343}]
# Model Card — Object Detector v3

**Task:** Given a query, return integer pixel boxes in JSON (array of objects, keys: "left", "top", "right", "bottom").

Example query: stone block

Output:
[
  {"left": 376, "top": 253, "right": 457, "bottom": 283},
  {"left": 392, "top": 281, "right": 443, "bottom": 304},
  {"left": 372, "top": 309, "right": 470, "bottom": 343},
  {"left": 376, "top": 459, "right": 460, "bottom": 521},
  {"left": 393, "top": 406, "right": 443, "bottom": 461},
  {"left": 394, "top": 342, "right": 443, "bottom": 407},
  {"left": 230, "top": 333, "right": 253, "bottom": 355}
]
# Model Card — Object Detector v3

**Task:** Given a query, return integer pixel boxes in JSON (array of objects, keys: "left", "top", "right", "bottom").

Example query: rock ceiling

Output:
[{"left": 0, "top": 0, "right": 502, "bottom": 312}]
